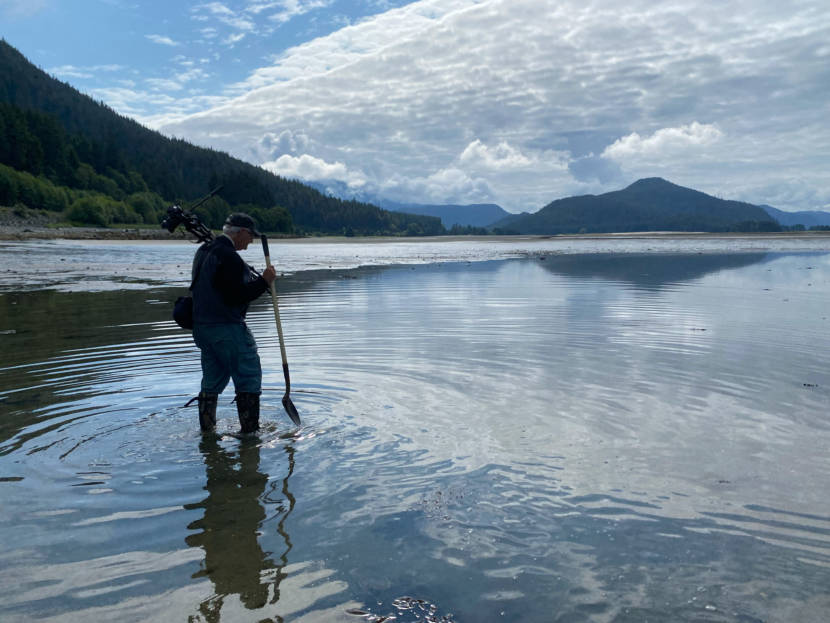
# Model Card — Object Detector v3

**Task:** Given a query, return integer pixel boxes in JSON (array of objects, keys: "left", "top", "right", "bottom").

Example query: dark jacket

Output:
[{"left": 191, "top": 235, "right": 268, "bottom": 325}]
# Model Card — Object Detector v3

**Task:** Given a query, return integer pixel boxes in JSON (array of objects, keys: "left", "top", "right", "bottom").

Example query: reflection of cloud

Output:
[{"left": 0, "top": 548, "right": 203, "bottom": 607}]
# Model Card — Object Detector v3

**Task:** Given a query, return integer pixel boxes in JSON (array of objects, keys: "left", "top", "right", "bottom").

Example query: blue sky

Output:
[
  {"left": 2, "top": 0, "right": 830, "bottom": 213},
  {"left": 2, "top": 1, "right": 411, "bottom": 115}
]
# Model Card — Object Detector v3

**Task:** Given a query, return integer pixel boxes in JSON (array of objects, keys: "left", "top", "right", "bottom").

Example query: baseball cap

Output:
[{"left": 225, "top": 213, "right": 261, "bottom": 236}]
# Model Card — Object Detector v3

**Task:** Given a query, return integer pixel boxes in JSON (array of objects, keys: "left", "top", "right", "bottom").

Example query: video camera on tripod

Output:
[{"left": 160, "top": 186, "right": 222, "bottom": 243}]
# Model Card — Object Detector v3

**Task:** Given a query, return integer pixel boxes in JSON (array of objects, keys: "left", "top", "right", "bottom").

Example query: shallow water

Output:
[
  {"left": 4, "top": 233, "right": 830, "bottom": 292},
  {"left": 1, "top": 242, "right": 830, "bottom": 622}
]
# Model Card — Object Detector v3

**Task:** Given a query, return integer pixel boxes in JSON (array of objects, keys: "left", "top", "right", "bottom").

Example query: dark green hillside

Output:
[
  {"left": 500, "top": 178, "right": 780, "bottom": 235},
  {"left": 0, "top": 39, "right": 443, "bottom": 236}
]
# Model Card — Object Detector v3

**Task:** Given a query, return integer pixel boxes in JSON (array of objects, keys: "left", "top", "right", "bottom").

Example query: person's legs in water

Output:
[
  {"left": 193, "top": 325, "right": 235, "bottom": 431},
  {"left": 195, "top": 324, "right": 263, "bottom": 433},
  {"left": 231, "top": 325, "right": 263, "bottom": 434}
]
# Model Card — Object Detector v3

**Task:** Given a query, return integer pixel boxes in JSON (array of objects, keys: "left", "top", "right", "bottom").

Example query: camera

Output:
[
  {"left": 161, "top": 204, "right": 214, "bottom": 243},
  {"left": 161, "top": 205, "right": 186, "bottom": 233}
]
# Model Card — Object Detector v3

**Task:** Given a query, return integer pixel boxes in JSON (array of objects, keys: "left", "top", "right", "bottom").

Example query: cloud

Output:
[
  {"left": 50, "top": 65, "right": 93, "bottom": 80},
  {"left": 602, "top": 123, "right": 723, "bottom": 160},
  {"left": 191, "top": 2, "right": 256, "bottom": 36},
  {"left": 262, "top": 153, "right": 367, "bottom": 188},
  {"left": 568, "top": 156, "right": 623, "bottom": 185},
  {"left": 144, "top": 67, "right": 211, "bottom": 93},
  {"left": 145, "top": 34, "right": 180, "bottom": 46},
  {"left": 378, "top": 167, "right": 494, "bottom": 205},
  {"left": 265, "top": 0, "right": 334, "bottom": 25},
  {"left": 460, "top": 140, "right": 533, "bottom": 170},
  {"left": 223, "top": 32, "right": 247, "bottom": 45},
  {"left": 254, "top": 129, "right": 311, "bottom": 159},
  {"left": 49, "top": 64, "right": 127, "bottom": 81},
  {"left": 155, "top": 0, "right": 830, "bottom": 212},
  {"left": 0, "top": 0, "right": 49, "bottom": 18},
  {"left": 189, "top": 0, "right": 330, "bottom": 46}
]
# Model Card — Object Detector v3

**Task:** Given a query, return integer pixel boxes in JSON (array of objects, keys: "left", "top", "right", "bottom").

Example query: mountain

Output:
[
  {"left": 304, "top": 180, "right": 511, "bottom": 228},
  {"left": 0, "top": 40, "right": 443, "bottom": 236},
  {"left": 761, "top": 205, "right": 830, "bottom": 228},
  {"left": 494, "top": 178, "right": 780, "bottom": 234},
  {"left": 379, "top": 200, "right": 511, "bottom": 228}
]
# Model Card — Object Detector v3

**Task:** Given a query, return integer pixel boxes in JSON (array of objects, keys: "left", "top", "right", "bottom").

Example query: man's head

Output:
[{"left": 223, "top": 213, "right": 261, "bottom": 250}]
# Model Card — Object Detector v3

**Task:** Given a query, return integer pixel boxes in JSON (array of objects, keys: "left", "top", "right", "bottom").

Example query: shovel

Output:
[{"left": 261, "top": 235, "right": 301, "bottom": 426}]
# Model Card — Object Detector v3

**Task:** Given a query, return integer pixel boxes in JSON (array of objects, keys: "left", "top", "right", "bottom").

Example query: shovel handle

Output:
[{"left": 260, "top": 235, "right": 291, "bottom": 394}]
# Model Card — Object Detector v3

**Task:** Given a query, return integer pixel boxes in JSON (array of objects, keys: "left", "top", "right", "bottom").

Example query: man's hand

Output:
[{"left": 262, "top": 265, "right": 277, "bottom": 284}]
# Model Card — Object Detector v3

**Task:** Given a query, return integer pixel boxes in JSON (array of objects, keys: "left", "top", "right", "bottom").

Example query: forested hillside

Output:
[
  {"left": 0, "top": 40, "right": 443, "bottom": 236},
  {"left": 493, "top": 178, "right": 782, "bottom": 234}
]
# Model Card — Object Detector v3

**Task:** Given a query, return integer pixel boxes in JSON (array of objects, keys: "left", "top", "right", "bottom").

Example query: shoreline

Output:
[{"left": 3, "top": 224, "right": 830, "bottom": 243}]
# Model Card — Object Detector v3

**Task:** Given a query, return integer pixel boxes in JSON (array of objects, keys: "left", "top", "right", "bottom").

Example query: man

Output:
[{"left": 191, "top": 213, "right": 276, "bottom": 434}]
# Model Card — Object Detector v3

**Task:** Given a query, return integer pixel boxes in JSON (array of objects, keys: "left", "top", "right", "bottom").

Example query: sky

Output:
[{"left": 2, "top": 0, "right": 829, "bottom": 214}]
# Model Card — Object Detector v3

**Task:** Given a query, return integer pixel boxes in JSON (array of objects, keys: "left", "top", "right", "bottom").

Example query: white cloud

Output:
[
  {"left": 358, "top": 167, "right": 493, "bottom": 206},
  {"left": 232, "top": 0, "right": 478, "bottom": 87},
  {"left": 189, "top": 0, "right": 329, "bottom": 47},
  {"left": 191, "top": 2, "right": 256, "bottom": 33},
  {"left": 266, "top": 0, "right": 334, "bottom": 25},
  {"left": 603, "top": 123, "right": 723, "bottom": 160},
  {"left": 49, "top": 64, "right": 127, "bottom": 81},
  {"left": 255, "top": 129, "right": 311, "bottom": 159},
  {"left": 155, "top": 0, "right": 830, "bottom": 212},
  {"left": 223, "top": 32, "right": 247, "bottom": 45},
  {"left": 460, "top": 140, "right": 533, "bottom": 170},
  {"left": 262, "top": 153, "right": 366, "bottom": 187},
  {"left": 50, "top": 65, "right": 93, "bottom": 80},
  {"left": 196, "top": 2, "right": 234, "bottom": 18},
  {"left": 145, "top": 34, "right": 180, "bottom": 46},
  {"left": 145, "top": 67, "right": 210, "bottom": 92}
]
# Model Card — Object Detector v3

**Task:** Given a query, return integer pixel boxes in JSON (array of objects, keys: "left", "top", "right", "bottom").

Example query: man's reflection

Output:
[{"left": 186, "top": 436, "right": 295, "bottom": 621}]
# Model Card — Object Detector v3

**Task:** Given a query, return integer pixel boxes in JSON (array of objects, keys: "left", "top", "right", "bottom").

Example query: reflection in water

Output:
[
  {"left": 185, "top": 437, "right": 295, "bottom": 621},
  {"left": 2, "top": 249, "right": 830, "bottom": 622},
  {"left": 538, "top": 251, "right": 772, "bottom": 288}
]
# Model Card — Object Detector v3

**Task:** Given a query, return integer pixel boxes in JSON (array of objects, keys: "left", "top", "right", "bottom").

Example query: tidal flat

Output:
[{"left": 1, "top": 237, "right": 830, "bottom": 622}]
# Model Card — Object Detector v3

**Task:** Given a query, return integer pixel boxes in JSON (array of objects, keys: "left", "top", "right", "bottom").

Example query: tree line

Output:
[{"left": 0, "top": 39, "right": 445, "bottom": 236}]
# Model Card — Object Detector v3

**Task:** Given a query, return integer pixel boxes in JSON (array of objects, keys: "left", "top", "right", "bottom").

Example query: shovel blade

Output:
[{"left": 282, "top": 394, "right": 301, "bottom": 426}]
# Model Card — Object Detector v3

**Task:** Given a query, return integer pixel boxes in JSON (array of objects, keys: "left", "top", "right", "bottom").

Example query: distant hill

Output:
[
  {"left": 304, "top": 180, "right": 512, "bottom": 229},
  {"left": 761, "top": 205, "right": 830, "bottom": 228},
  {"left": 493, "top": 178, "right": 780, "bottom": 234},
  {"left": 379, "top": 200, "right": 511, "bottom": 228},
  {"left": 0, "top": 39, "right": 443, "bottom": 236}
]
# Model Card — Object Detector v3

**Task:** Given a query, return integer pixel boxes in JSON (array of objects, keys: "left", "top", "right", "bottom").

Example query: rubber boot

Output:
[
  {"left": 198, "top": 391, "right": 218, "bottom": 432},
  {"left": 236, "top": 392, "right": 260, "bottom": 435}
]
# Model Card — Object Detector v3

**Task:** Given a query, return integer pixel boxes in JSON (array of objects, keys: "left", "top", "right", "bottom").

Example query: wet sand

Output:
[{"left": 3, "top": 221, "right": 830, "bottom": 243}]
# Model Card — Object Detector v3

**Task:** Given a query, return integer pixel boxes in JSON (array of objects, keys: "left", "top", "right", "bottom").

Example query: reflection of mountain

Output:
[
  {"left": 185, "top": 438, "right": 295, "bottom": 620},
  {"left": 538, "top": 253, "right": 771, "bottom": 289}
]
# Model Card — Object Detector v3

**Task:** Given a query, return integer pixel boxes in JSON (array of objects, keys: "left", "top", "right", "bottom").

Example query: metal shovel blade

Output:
[{"left": 283, "top": 394, "right": 301, "bottom": 426}]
